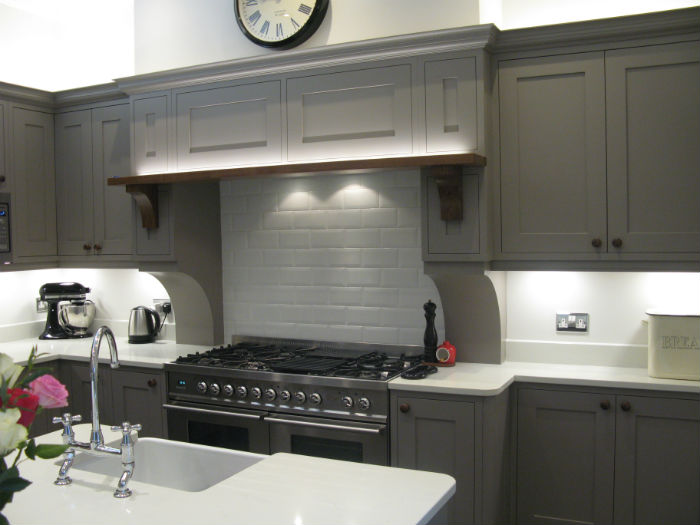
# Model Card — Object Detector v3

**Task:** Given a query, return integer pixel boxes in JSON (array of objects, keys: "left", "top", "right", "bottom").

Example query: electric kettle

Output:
[{"left": 128, "top": 306, "right": 161, "bottom": 344}]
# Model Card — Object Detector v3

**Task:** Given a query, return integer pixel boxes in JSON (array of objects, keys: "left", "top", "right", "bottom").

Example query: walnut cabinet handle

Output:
[
  {"left": 591, "top": 238, "right": 602, "bottom": 248},
  {"left": 399, "top": 403, "right": 410, "bottom": 413},
  {"left": 620, "top": 401, "right": 631, "bottom": 412},
  {"left": 611, "top": 238, "right": 623, "bottom": 248},
  {"left": 147, "top": 378, "right": 157, "bottom": 388},
  {"left": 600, "top": 400, "right": 611, "bottom": 410}
]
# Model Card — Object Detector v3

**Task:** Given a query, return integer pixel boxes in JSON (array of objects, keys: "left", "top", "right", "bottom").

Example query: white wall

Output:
[
  {"left": 505, "top": 271, "right": 700, "bottom": 366},
  {"left": 0, "top": 0, "right": 134, "bottom": 91},
  {"left": 0, "top": 268, "right": 170, "bottom": 341},
  {"left": 220, "top": 170, "right": 444, "bottom": 346}
]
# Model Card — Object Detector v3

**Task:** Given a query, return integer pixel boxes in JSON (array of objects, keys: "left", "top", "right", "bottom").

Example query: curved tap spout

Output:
[{"left": 89, "top": 326, "right": 120, "bottom": 449}]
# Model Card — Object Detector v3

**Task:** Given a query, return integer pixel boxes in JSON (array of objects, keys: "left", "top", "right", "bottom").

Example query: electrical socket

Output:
[
  {"left": 556, "top": 313, "right": 589, "bottom": 332},
  {"left": 153, "top": 298, "right": 172, "bottom": 319}
]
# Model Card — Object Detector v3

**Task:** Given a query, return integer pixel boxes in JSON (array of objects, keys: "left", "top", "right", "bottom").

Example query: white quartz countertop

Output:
[
  {"left": 5, "top": 426, "right": 455, "bottom": 525},
  {"left": 0, "top": 337, "right": 209, "bottom": 369},
  {"left": 389, "top": 361, "right": 700, "bottom": 395}
]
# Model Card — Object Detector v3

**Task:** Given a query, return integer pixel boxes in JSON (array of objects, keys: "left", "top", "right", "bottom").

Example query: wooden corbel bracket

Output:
[
  {"left": 126, "top": 183, "right": 159, "bottom": 229},
  {"left": 429, "top": 165, "right": 463, "bottom": 221}
]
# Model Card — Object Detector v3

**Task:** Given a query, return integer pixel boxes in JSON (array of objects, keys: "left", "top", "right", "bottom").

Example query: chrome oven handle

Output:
[
  {"left": 162, "top": 403, "right": 264, "bottom": 420},
  {"left": 266, "top": 416, "right": 384, "bottom": 434}
]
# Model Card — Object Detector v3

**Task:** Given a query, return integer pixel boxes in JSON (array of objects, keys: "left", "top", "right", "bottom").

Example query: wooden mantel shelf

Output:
[{"left": 109, "top": 153, "right": 486, "bottom": 229}]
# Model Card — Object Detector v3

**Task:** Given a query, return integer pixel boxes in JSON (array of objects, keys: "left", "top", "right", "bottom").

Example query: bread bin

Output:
[{"left": 646, "top": 309, "right": 700, "bottom": 380}]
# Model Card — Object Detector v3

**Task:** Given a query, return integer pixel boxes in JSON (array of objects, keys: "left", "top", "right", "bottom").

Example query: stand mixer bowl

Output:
[{"left": 58, "top": 300, "right": 96, "bottom": 336}]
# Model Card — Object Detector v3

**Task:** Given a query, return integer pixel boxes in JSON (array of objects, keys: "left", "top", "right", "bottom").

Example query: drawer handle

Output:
[
  {"left": 620, "top": 401, "right": 631, "bottom": 412},
  {"left": 600, "top": 400, "right": 611, "bottom": 410},
  {"left": 611, "top": 238, "right": 623, "bottom": 248},
  {"left": 591, "top": 238, "right": 602, "bottom": 248},
  {"left": 147, "top": 378, "right": 157, "bottom": 387},
  {"left": 399, "top": 403, "right": 410, "bottom": 413},
  {"left": 94, "top": 243, "right": 102, "bottom": 251},
  {"left": 83, "top": 243, "right": 92, "bottom": 251}
]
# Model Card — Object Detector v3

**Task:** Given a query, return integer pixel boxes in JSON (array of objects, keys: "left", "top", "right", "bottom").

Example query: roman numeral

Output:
[
  {"left": 298, "top": 3, "right": 312, "bottom": 15},
  {"left": 248, "top": 10, "right": 261, "bottom": 25},
  {"left": 244, "top": 0, "right": 258, "bottom": 6},
  {"left": 276, "top": 23, "right": 284, "bottom": 38},
  {"left": 260, "top": 20, "right": 270, "bottom": 36},
  {"left": 290, "top": 17, "right": 300, "bottom": 30}
]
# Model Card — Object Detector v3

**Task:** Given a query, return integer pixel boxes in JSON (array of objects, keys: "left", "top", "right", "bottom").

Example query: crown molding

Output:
[
  {"left": 0, "top": 81, "right": 53, "bottom": 108},
  {"left": 53, "top": 83, "right": 127, "bottom": 108}
]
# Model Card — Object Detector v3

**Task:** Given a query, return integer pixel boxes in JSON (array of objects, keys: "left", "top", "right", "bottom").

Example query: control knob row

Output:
[{"left": 341, "top": 396, "right": 371, "bottom": 410}]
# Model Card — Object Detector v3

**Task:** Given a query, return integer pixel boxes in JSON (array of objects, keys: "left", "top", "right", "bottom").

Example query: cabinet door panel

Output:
[
  {"left": 606, "top": 41, "right": 700, "bottom": 254},
  {"left": 176, "top": 81, "right": 281, "bottom": 169},
  {"left": 12, "top": 107, "right": 56, "bottom": 257},
  {"left": 395, "top": 395, "right": 475, "bottom": 525},
  {"left": 0, "top": 103, "right": 6, "bottom": 188},
  {"left": 55, "top": 110, "right": 93, "bottom": 256},
  {"left": 132, "top": 94, "right": 169, "bottom": 174},
  {"left": 92, "top": 104, "right": 133, "bottom": 255},
  {"left": 65, "top": 362, "right": 114, "bottom": 427},
  {"left": 499, "top": 53, "right": 606, "bottom": 254},
  {"left": 287, "top": 65, "right": 412, "bottom": 160},
  {"left": 516, "top": 388, "right": 614, "bottom": 525},
  {"left": 110, "top": 370, "right": 165, "bottom": 438},
  {"left": 425, "top": 57, "right": 479, "bottom": 153},
  {"left": 614, "top": 395, "right": 700, "bottom": 525}
]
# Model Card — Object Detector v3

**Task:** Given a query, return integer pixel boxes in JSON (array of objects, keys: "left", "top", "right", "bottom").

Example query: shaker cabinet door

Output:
[
  {"left": 606, "top": 41, "right": 700, "bottom": 255},
  {"left": 499, "top": 52, "right": 607, "bottom": 255},
  {"left": 0, "top": 102, "right": 6, "bottom": 189},
  {"left": 110, "top": 369, "right": 166, "bottom": 438},
  {"left": 11, "top": 107, "right": 57, "bottom": 258}
]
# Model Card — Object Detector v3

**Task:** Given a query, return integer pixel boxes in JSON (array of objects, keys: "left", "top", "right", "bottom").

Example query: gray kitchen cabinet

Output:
[
  {"left": 498, "top": 41, "right": 700, "bottom": 260},
  {"left": 0, "top": 102, "right": 6, "bottom": 190},
  {"left": 605, "top": 41, "right": 700, "bottom": 256},
  {"left": 110, "top": 367, "right": 166, "bottom": 438},
  {"left": 392, "top": 390, "right": 510, "bottom": 525},
  {"left": 425, "top": 56, "right": 480, "bottom": 154},
  {"left": 516, "top": 386, "right": 700, "bottom": 525},
  {"left": 287, "top": 65, "right": 413, "bottom": 161},
  {"left": 64, "top": 361, "right": 115, "bottom": 427},
  {"left": 498, "top": 52, "right": 607, "bottom": 256},
  {"left": 175, "top": 81, "right": 281, "bottom": 170},
  {"left": 11, "top": 106, "right": 56, "bottom": 259},
  {"left": 132, "top": 92, "right": 170, "bottom": 175},
  {"left": 55, "top": 104, "right": 133, "bottom": 258}
]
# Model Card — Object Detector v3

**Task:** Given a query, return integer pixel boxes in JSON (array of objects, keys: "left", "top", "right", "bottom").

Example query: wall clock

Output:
[{"left": 235, "top": 0, "right": 329, "bottom": 50}]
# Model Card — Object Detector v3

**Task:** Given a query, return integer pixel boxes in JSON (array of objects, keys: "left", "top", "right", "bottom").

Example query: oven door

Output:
[
  {"left": 267, "top": 413, "right": 388, "bottom": 465},
  {"left": 164, "top": 401, "right": 270, "bottom": 454}
]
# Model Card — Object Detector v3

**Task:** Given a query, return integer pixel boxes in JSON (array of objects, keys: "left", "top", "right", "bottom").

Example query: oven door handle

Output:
[
  {"left": 162, "top": 403, "right": 265, "bottom": 420},
  {"left": 265, "top": 415, "right": 384, "bottom": 434}
]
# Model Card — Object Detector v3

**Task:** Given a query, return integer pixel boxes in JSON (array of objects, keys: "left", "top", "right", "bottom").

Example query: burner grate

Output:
[{"left": 269, "top": 356, "right": 349, "bottom": 374}]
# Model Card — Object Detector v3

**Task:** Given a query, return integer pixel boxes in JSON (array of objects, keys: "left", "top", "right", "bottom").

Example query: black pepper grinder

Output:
[{"left": 423, "top": 300, "right": 438, "bottom": 363}]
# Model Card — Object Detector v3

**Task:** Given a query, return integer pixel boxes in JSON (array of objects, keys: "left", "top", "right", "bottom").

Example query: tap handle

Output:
[
  {"left": 52, "top": 412, "right": 82, "bottom": 429},
  {"left": 111, "top": 421, "right": 142, "bottom": 435}
]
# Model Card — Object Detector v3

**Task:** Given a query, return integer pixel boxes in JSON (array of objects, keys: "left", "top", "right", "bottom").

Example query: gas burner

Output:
[{"left": 238, "top": 361, "right": 271, "bottom": 371}]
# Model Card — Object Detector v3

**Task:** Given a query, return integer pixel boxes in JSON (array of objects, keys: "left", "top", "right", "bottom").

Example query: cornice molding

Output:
[
  {"left": 493, "top": 6, "right": 699, "bottom": 54},
  {"left": 53, "top": 83, "right": 127, "bottom": 108},
  {"left": 0, "top": 81, "right": 53, "bottom": 108}
]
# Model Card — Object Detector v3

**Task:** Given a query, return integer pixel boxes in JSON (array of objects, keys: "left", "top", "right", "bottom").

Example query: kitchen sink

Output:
[{"left": 70, "top": 438, "right": 264, "bottom": 492}]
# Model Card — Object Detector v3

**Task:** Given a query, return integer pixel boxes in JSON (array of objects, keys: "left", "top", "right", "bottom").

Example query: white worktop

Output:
[
  {"left": 4, "top": 425, "right": 455, "bottom": 525},
  {"left": 389, "top": 361, "right": 700, "bottom": 395},
  {"left": 0, "top": 337, "right": 208, "bottom": 369}
]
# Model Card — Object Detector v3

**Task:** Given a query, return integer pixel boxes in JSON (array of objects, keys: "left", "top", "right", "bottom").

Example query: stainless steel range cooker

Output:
[{"left": 164, "top": 337, "right": 423, "bottom": 465}]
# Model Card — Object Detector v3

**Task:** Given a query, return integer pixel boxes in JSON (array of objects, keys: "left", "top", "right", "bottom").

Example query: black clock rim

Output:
[{"left": 234, "top": 0, "right": 329, "bottom": 50}]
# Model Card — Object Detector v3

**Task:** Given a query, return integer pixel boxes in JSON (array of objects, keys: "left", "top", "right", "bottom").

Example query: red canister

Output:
[{"left": 435, "top": 340, "right": 456, "bottom": 366}]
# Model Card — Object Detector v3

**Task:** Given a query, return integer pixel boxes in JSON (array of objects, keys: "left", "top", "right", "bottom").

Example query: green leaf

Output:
[
  {"left": 24, "top": 439, "right": 36, "bottom": 460},
  {"left": 33, "top": 444, "right": 69, "bottom": 459},
  {"left": 0, "top": 476, "right": 31, "bottom": 493},
  {"left": 0, "top": 467, "right": 19, "bottom": 484}
]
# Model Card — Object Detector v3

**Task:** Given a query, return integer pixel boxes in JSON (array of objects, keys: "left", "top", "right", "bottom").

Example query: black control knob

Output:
[
  {"left": 264, "top": 388, "right": 277, "bottom": 402},
  {"left": 341, "top": 396, "right": 354, "bottom": 408},
  {"left": 223, "top": 384, "right": 234, "bottom": 397},
  {"left": 208, "top": 383, "right": 221, "bottom": 396},
  {"left": 279, "top": 390, "right": 291, "bottom": 402},
  {"left": 294, "top": 391, "right": 306, "bottom": 404},
  {"left": 358, "top": 397, "right": 371, "bottom": 410},
  {"left": 196, "top": 381, "right": 208, "bottom": 394},
  {"left": 236, "top": 385, "right": 248, "bottom": 398},
  {"left": 309, "top": 393, "right": 322, "bottom": 405},
  {"left": 251, "top": 387, "right": 262, "bottom": 399}
]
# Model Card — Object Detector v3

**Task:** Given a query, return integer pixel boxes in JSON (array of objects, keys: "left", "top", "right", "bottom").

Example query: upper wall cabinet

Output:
[
  {"left": 605, "top": 41, "right": 700, "bottom": 255},
  {"left": 55, "top": 104, "right": 133, "bottom": 258},
  {"left": 425, "top": 56, "right": 480, "bottom": 154},
  {"left": 498, "top": 41, "right": 700, "bottom": 261},
  {"left": 287, "top": 65, "right": 413, "bottom": 161},
  {"left": 0, "top": 102, "right": 6, "bottom": 190},
  {"left": 11, "top": 107, "right": 56, "bottom": 259},
  {"left": 175, "top": 81, "right": 281, "bottom": 169}
]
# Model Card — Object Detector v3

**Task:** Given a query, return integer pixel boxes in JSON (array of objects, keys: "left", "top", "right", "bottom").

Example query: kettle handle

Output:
[{"left": 147, "top": 307, "right": 162, "bottom": 335}]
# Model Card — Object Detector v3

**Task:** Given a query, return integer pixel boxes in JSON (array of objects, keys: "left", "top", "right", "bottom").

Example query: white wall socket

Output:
[{"left": 556, "top": 313, "right": 589, "bottom": 332}]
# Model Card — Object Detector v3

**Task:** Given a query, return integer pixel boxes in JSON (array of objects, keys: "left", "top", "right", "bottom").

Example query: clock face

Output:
[{"left": 235, "top": 0, "right": 329, "bottom": 49}]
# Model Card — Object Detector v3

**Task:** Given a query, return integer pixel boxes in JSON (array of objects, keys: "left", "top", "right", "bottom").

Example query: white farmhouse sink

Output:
[{"left": 70, "top": 438, "right": 264, "bottom": 492}]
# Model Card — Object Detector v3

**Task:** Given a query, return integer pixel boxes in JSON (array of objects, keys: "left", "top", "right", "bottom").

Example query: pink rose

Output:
[{"left": 29, "top": 374, "right": 69, "bottom": 409}]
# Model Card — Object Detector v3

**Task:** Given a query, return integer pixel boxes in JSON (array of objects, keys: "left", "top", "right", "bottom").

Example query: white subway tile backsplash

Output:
[{"left": 221, "top": 172, "right": 443, "bottom": 344}]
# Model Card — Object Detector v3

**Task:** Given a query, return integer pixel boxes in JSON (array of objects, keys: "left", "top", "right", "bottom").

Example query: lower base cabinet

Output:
[
  {"left": 58, "top": 361, "right": 166, "bottom": 439},
  {"left": 516, "top": 385, "right": 700, "bottom": 525},
  {"left": 391, "top": 390, "right": 510, "bottom": 525}
]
